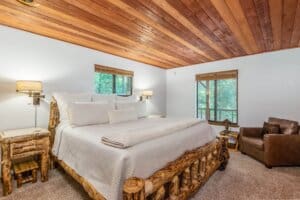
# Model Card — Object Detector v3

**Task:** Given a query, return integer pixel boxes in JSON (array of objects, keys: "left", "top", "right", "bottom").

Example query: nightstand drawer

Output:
[{"left": 10, "top": 140, "right": 44, "bottom": 158}]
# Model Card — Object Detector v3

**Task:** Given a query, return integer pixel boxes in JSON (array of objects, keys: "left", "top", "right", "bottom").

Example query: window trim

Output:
[
  {"left": 196, "top": 70, "right": 239, "bottom": 126},
  {"left": 94, "top": 64, "right": 133, "bottom": 96}
]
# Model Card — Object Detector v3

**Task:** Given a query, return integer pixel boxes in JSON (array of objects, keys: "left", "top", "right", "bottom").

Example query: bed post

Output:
[
  {"left": 218, "top": 137, "right": 230, "bottom": 171},
  {"left": 48, "top": 97, "right": 60, "bottom": 168},
  {"left": 123, "top": 177, "right": 145, "bottom": 200}
]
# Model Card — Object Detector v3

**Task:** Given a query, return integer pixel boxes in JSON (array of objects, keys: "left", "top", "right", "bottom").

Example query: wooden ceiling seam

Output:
[
  {"left": 290, "top": 0, "right": 300, "bottom": 46},
  {"left": 269, "top": 0, "right": 283, "bottom": 50}
]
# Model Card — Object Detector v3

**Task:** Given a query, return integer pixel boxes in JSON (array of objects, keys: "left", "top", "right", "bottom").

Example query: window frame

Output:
[
  {"left": 94, "top": 64, "right": 133, "bottom": 96},
  {"left": 196, "top": 70, "right": 239, "bottom": 126}
]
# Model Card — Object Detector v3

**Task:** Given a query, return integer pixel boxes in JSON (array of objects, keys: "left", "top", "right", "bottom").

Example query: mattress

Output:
[{"left": 52, "top": 118, "right": 216, "bottom": 200}]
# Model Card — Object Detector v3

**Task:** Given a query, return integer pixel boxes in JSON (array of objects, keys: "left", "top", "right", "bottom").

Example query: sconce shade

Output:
[
  {"left": 142, "top": 90, "right": 153, "bottom": 97},
  {"left": 16, "top": 80, "right": 43, "bottom": 93}
]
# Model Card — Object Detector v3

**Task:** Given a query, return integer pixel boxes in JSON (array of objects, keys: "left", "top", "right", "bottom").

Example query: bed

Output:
[{"left": 48, "top": 95, "right": 229, "bottom": 200}]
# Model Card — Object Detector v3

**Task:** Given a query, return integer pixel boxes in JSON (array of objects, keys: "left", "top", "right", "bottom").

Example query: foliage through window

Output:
[
  {"left": 94, "top": 65, "right": 133, "bottom": 96},
  {"left": 196, "top": 70, "right": 238, "bottom": 124}
]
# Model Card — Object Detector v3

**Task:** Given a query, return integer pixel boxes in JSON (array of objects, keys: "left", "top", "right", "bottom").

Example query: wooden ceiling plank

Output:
[
  {"left": 130, "top": 0, "right": 219, "bottom": 61},
  {"left": 268, "top": 0, "right": 283, "bottom": 50},
  {"left": 0, "top": 3, "right": 176, "bottom": 68},
  {"left": 152, "top": 0, "right": 230, "bottom": 58},
  {"left": 61, "top": 0, "right": 199, "bottom": 64},
  {"left": 224, "top": 0, "right": 260, "bottom": 53},
  {"left": 239, "top": 0, "right": 266, "bottom": 51},
  {"left": 165, "top": 0, "right": 237, "bottom": 57},
  {"left": 197, "top": 0, "right": 248, "bottom": 56},
  {"left": 281, "top": 0, "right": 298, "bottom": 48},
  {"left": 290, "top": 0, "right": 300, "bottom": 47},
  {"left": 253, "top": 0, "right": 274, "bottom": 51},
  {"left": 210, "top": 0, "right": 253, "bottom": 54},
  {"left": 108, "top": 0, "right": 214, "bottom": 61}
]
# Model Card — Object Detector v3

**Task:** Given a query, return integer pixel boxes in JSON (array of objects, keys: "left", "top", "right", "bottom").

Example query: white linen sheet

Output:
[{"left": 53, "top": 118, "right": 216, "bottom": 200}]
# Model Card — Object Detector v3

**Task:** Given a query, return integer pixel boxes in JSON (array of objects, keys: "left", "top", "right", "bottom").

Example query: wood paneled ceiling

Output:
[{"left": 0, "top": 0, "right": 299, "bottom": 69}]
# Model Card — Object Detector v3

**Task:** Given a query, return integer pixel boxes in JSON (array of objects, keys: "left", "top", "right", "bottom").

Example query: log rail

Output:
[{"left": 123, "top": 138, "right": 229, "bottom": 200}]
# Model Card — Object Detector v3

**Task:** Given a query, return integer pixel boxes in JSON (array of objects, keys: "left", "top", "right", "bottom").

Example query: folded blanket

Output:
[{"left": 101, "top": 118, "right": 204, "bottom": 148}]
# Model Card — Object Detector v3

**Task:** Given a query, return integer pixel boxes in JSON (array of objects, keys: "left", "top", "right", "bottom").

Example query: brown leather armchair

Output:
[{"left": 239, "top": 117, "right": 300, "bottom": 168}]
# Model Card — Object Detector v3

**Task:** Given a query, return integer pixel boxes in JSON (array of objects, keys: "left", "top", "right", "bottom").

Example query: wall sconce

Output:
[
  {"left": 140, "top": 90, "right": 153, "bottom": 101},
  {"left": 16, "top": 80, "right": 45, "bottom": 127}
]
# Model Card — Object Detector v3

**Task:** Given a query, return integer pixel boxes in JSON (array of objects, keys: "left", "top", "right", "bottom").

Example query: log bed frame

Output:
[{"left": 48, "top": 98, "right": 229, "bottom": 200}]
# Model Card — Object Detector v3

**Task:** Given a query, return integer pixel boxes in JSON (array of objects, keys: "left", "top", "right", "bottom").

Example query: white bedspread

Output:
[{"left": 52, "top": 118, "right": 215, "bottom": 200}]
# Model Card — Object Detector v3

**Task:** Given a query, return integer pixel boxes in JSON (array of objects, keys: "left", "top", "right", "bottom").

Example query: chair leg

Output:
[{"left": 265, "top": 164, "right": 272, "bottom": 169}]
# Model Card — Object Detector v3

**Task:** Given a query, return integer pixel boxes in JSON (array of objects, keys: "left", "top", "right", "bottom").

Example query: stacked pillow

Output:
[{"left": 53, "top": 93, "right": 147, "bottom": 126}]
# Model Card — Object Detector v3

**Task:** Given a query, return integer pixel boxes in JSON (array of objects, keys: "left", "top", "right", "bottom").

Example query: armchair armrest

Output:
[
  {"left": 240, "top": 127, "right": 262, "bottom": 138},
  {"left": 264, "top": 134, "right": 300, "bottom": 166}
]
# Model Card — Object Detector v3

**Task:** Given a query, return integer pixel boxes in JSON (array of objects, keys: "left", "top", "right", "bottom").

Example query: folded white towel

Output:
[{"left": 101, "top": 118, "right": 204, "bottom": 148}]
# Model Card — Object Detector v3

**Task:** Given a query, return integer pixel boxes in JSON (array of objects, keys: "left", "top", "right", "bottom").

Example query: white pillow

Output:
[
  {"left": 92, "top": 94, "right": 116, "bottom": 103},
  {"left": 68, "top": 102, "right": 113, "bottom": 126},
  {"left": 108, "top": 108, "right": 138, "bottom": 124},
  {"left": 115, "top": 95, "right": 137, "bottom": 103},
  {"left": 53, "top": 93, "right": 92, "bottom": 121},
  {"left": 116, "top": 101, "right": 147, "bottom": 118}
]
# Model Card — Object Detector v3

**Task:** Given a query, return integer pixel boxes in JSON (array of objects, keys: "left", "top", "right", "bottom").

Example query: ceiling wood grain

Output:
[{"left": 0, "top": 0, "right": 299, "bottom": 69}]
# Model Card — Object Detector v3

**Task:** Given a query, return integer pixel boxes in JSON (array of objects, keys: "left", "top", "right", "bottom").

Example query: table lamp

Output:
[{"left": 16, "top": 80, "right": 45, "bottom": 127}]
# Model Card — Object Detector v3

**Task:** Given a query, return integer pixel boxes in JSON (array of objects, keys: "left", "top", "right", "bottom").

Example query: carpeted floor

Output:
[{"left": 0, "top": 152, "right": 299, "bottom": 200}]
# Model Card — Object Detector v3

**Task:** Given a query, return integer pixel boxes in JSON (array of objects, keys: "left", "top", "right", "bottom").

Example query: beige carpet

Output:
[{"left": 0, "top": 152, "right": 299, "bottom": 200}]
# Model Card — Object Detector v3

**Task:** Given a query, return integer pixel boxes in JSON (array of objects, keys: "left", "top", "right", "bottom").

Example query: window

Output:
[
  {"left": 196, "top": 70, "right": 238, "bottom": 125},
  {"left": 94, "top": 65, "right": 133, "bottom": 96}
]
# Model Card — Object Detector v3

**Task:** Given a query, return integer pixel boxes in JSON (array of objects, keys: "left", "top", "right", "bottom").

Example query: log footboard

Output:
[{"left": 123, "top": 138, "right": 229, "bottom": 200}]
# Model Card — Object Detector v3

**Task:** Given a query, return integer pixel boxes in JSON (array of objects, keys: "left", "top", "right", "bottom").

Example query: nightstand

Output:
[
  {"left": 0, "top": 128, "right": 50, "bottom": 196},
  {"left": 218, "top": 131, "right": 239, "bottom": 151}
]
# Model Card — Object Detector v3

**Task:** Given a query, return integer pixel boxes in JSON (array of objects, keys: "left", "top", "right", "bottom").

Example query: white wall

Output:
[
  {"left": 0, "top": 25, "right": 166, "bottom": 130},
  {"left": 167, "top": 48, "right": 300, "bottom": 128}
]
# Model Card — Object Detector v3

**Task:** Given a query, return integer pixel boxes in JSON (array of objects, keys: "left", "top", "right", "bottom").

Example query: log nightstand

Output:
[{"left": 0, "top": 128, "right": 50, "bottom": 196}]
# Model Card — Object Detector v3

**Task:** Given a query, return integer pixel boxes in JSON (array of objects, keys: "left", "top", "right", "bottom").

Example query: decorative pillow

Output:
[
  {"left": 116, "top": 101, "right": 147, "bottom": 118},
  {"left": 262, "top": 122, "right": 281, "bottom": 135},
  {"left": 53, "top": 93, "right": 92, "bottom": 121},
  {"left": 108, "top": 108, "right": 138, "bottom": 124},
  {"left": 268, "top": 117, "right": 299, "bottom": 135},
  {"left": 68, "top": 102, "right": 113, "bottom": 126}
]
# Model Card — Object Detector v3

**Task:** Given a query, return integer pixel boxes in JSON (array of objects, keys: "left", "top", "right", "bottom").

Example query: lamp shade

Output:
[
  {"left": 142, "top": 90, "right": 153, "bottom": 97},
  {"left": 16, "top": 80, "right": 43, "bottom": 93}
]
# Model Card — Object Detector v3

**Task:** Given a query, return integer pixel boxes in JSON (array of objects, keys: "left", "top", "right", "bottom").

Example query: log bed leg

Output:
[
  {"left": 181, "top": 167, "right": 191, "bottom": 192},
  {"left": 169, "top": 176, "right": 179, "bottom": 200},
  {"left": 191, "top": 160, "right": 199, "bottom": 185},
  {"left": 218, "top": 137, "right": 230, "bottom": 171},
  {"left": 153, "top": 186, "right": 165, "bottom": 200},
  {"left": 123, "top": 177, "right": 145, "bottom": 200}
]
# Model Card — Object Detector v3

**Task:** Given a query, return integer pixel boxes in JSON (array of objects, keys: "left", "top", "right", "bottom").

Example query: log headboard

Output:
[{"left": 48, "top": 97, "right": 60, "bottom": 148}]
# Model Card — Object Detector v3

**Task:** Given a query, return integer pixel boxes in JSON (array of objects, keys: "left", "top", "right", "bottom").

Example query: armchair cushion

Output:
[
  {"left": 241, "top": 136, "right": 264, "bottom": 150},
  {"left": 268, "top": 117, "right": 299, "bottom": 135},
  {"left": 262, "top": 122, "right": 281, "bottom": 135}
]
